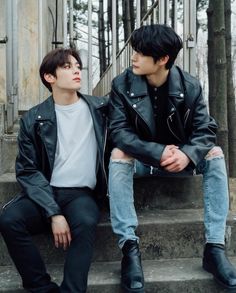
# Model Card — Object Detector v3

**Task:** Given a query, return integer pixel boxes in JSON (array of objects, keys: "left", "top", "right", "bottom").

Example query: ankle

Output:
[
  {"left": 122, "top": 240, "right": 140, "bottom": 255},
  {"left": 205, "top": 243, "right": 225, "bottom": 249}
]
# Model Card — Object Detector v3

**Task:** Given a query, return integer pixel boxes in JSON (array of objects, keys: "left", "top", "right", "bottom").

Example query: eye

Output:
[{"left": 63, "top": 64, "right": 71, "bottom": 69}]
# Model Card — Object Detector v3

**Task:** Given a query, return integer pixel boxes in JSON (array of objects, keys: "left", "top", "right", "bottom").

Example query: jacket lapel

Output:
[
  {"left": 80, "top": 94, "right": 107, "bottom": 164},
  {"left": 35, "top": 96, "right": 57, "bottom": 172},
  {"left": 128, "top": 74, "right": 156, "bottom": 137}
]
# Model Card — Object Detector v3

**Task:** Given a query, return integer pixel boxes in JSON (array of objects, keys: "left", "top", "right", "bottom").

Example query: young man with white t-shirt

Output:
[{"left": 0, "top": 48, "right": 108, "bottom": 292}]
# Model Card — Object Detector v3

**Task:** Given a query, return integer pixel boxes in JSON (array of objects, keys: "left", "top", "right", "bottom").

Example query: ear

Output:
[
  {"left": 44, "top": 73, "right": 56, "bottom": 84},
  {"left": 159, "top": 55, "right": 169, "bottom": 65}
]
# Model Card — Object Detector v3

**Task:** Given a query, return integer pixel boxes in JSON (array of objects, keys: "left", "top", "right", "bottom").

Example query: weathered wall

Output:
[
  {"left": 0, "top": 0, "right": 7, "bottom": 104},
  {"left": 0, "top": 0, "right": 65, "bottom": 112},
  {"left": 18, "top": 0, "right": 41, "bottom": 110}
]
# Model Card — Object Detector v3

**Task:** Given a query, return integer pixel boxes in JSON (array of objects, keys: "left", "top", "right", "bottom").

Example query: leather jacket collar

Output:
[{"left": 127, "top": 66, "right": 186, "bottom": 100}]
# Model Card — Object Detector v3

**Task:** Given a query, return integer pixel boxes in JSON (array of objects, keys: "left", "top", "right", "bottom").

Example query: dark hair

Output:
[
  {"left": 130, "top": 24, "right": 183, "bottom": 69},
  {"left": 39, "top": 48, "right": 83, "bottom": 92}
]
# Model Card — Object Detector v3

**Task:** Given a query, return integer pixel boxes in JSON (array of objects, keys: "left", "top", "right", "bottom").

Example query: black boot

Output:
[
  {"left": 203, "top": 243, "right": 236, "bottom": 290},
  {"left": 121, "top": 240, "right": 144, "bottom": 293}
]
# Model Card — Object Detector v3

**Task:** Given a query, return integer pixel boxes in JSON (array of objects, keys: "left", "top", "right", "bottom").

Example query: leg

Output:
[
  {"left": 54, "top": 188, "right": 100, "bottom": 293},
  {"left": 108, "top": 148, "right": 138, "bottom": 248},
  {"left": 108, "top": 148, "right": 144, "bottom": 293},
  {"left": 0, "top": 196, "right": 59, "bottom": 292},
  {"left": 197, "top": 147, "right": 236, "bottom": 289},
  {"left": 198, "top": 146, "right": 229, "bottom": 244}
]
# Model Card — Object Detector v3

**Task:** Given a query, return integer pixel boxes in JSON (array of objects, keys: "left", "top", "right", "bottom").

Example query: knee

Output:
[
  {"left": 205, "top": 146, "right": 224, "bottom": 160},
  {"left": 111, "top": 148, "right": 133, "bottom": 161},
  {"left": 72, "top": 216, "right": 99, "bottom": 239}
]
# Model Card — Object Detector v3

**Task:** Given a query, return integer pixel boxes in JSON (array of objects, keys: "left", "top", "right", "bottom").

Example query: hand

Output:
[
  {"left": 160, "top": 147, "right": 190, "bottom": 172},
  {"left": 51, "top": 215, "right": 71, "bottom": 250},
  {"left": 160, "top": 145, "right": 179, "bottom": 163}
]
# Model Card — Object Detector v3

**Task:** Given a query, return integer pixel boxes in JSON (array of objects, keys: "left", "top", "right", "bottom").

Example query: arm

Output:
[
  {"left": 16, "top": 117, "right": 72, "bottom": 248},
  {"left": 108, "top": 83, "right": 165, "bottom": 167},
  {"left": 179, "top": 87, "right": 217, "bottom": 166},
  {"left": 16, "top": 117, "right": 61, "bottom": 218}
]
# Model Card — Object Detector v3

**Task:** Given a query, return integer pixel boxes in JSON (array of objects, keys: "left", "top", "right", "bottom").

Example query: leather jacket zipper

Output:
[
  {"left": 2, "top": 195, "right": 21, "bottom": 210},
  {"left": 167, "top": 113, "right": 182, "bottom": 142},
  {"left": 135, "top": 115, "right": 139, "bottom": 130},
  {"left": 184, "top": 109, "right": 190, "bottom": 127}
]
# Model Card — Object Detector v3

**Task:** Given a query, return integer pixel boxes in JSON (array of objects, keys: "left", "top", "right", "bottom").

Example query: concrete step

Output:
[
  {"left": 1, "top": 257, "right": 236, "bottom": 292},
  {"left": 1, "top": 175, "right": 236, "bottom": 212},
  {"left": 0, "top": 173, "right": 205, "bottom": 211},
  {"left": 1, "top": 173, "right": 236, "bottom": 212},
  {"left": 1, "top": 208, "right": 236, "bottom": 266},
  {"left": 0, "top": 135, "right": 18, "bottom": 175}
]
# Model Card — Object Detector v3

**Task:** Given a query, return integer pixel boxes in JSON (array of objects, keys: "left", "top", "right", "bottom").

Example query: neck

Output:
[
  {"left": 52, "top": 89, "right": 79, "bottom": 105},
  {"left": 146, "top": 68, "right": 169, "bottom": 88}
]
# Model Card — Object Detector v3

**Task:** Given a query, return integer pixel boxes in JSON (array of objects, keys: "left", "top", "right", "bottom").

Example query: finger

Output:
[
  {"left": 163, "top": 161, "right": 178, "bottom": 171},
  {"left": 67, "top": 231, "right": 72, "bottom": 246},
  {"left": 62, "top": 234, "right": 68, "bottom": 250},
  {"left": 54, "top": 235, "right": 59, "bottom": 248},
  {"left": 58, "top": 234, "right": 64, "bottom": 247},
  {"left": 168, "top": 145, "right": 179, "bottom": 150},
  {"left": 160, "top": 157, "right": 174, "bottom": 167}
]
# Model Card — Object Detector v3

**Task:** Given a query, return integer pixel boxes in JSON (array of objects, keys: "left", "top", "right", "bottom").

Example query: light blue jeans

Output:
[{"left": 108, "top": 147, "right": 229, "bottom": 248}]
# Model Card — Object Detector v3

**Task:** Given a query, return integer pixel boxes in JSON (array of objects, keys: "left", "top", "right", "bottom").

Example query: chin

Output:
[{"left": 132, "top": 68, "right": 142, "bottom": 75}]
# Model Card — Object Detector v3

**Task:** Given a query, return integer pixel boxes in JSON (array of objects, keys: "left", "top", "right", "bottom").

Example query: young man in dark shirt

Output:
[
  {"left": 0, "top": 48, "right": 107, "bottom": 292},
  {"left": 108, "top": 24, "right": 236, "bottom": 292}
]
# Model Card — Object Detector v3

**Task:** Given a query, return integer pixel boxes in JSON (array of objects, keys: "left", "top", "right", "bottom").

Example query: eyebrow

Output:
[{"left": 63, "top": 61, "right": 81, "bottom": 66}]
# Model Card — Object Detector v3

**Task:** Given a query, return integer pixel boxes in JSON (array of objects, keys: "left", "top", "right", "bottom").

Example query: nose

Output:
[{"left": 73, "top": 66, "right": 81, "bottom": 75}]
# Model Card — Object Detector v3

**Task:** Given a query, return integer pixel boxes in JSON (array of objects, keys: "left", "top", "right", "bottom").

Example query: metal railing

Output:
[
  {"left": 93, "top": 1, "right": 160, "bottom": 97},
  {"left": 93, "top": 0, "right": 196, "bottom": 97}
]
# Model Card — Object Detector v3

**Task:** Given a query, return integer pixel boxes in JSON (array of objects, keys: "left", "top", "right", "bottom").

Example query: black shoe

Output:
[
  {"left": 203, "top": 243, "right": 236, "bottom": 290},
  {"left": 121, "top": 240, "right": 144, "bottom": 293}
]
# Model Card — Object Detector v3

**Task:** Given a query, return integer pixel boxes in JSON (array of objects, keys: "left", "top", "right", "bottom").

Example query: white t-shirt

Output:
[{"left": 50, "top": 99, "right": 98, "bottom": 188}]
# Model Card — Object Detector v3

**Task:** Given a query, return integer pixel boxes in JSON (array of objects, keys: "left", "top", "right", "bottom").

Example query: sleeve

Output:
[
  {"left": 15, "top": 117, "right": 61, "bottom": 218},
  {"left": 180, "top": 86, "right": 217, "bottom": 166}
]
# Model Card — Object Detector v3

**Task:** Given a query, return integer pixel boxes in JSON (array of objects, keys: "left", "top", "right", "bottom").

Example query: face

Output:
[
  {"left": 131, "top": 51, "right": 166, "bottom": 76},
  {"left": 45, "top": 55, "right": 82, "bottom": 92}
]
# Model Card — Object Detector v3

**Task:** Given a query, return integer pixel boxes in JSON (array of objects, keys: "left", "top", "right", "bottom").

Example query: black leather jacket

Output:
[
  {"left": 15, "top": 94, "right": 108, "bottom": 218},
  {"left": 108, "top": 66, "right": 217, "bottom": 168}
]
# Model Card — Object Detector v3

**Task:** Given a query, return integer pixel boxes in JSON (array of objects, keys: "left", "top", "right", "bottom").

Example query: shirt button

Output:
[
  {"left": 38, "top": 115, "right": 41, "bottom": 119},
  {"left": 40, "top": 122, "right": 43, "bottom": 126},
  {"left": 154, "top": 96, "right": 158, "bottom": 100},
  {"left": 154, "top": 88, "right": 157, "bottom": 91},
  {"left": 133, "top": 104, "right": 137, "bottom": 108},
  {"left": 130, "top": 93, "right": 134, "bottom": 97},
  {"left": 180, "top": 93, "right": 184, "bottom": 97}
]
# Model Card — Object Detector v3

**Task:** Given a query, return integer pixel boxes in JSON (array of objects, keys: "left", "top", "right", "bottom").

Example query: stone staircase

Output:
[{"left": 0, "top": 134, "right": 236, "bottom": 292}]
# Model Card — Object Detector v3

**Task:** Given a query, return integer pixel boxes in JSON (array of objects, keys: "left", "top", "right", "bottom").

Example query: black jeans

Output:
[{"left": 0, "top": 187, "right": 100, "bottom": 293}]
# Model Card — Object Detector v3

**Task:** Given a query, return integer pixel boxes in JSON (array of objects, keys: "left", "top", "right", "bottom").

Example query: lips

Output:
[{"left": 73, "top": 78, "right": 81, "bottom": 82}]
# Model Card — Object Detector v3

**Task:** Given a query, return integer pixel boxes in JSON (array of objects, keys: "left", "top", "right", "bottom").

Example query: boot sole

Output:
[{"left": 203, "top": 262, "right": 236, "bottom": 292}]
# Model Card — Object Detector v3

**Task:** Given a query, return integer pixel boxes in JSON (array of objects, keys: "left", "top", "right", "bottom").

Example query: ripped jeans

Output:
[{"left": 108, "top": 147, "right": 229, "bottom": 248}]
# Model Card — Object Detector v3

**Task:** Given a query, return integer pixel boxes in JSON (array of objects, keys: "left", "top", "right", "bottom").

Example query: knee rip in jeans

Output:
[
  {"left": 205, "top": 146, "right": 224, "bottom": 161},
  {"left": 111, "top": 148, "right": 134, "bottom": 164},
  {"left": 111, "top": 158, "right": 134, "bottom": 165}
]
